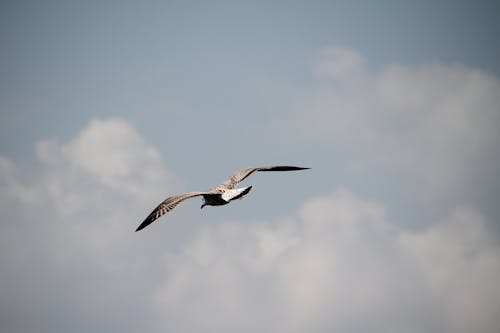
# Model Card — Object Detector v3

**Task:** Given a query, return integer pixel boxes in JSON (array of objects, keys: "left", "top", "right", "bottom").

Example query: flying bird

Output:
[{"left": 135, "top": 165, "right": 310, "bottom": 231}]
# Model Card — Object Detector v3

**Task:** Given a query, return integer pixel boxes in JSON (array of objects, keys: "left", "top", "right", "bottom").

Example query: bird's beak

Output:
[{"left": 200, "top": 204, "right": 205, "bottom": 209}]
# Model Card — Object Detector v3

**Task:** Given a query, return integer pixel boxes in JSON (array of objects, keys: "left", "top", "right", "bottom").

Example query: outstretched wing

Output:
[
  {"left": 136, "top": 191, "right": 208, "bottom": 231},
  {"left": 216, "top": 166, "right": 310, "bottom": 190}
]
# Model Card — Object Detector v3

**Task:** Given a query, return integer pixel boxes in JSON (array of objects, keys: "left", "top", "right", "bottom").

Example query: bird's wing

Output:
[
  {"left": 136, "top": 191, "right": 208, "bottom": 231},
  {"left": 216, "top": 166, "right": 310, "bottom": 190}
]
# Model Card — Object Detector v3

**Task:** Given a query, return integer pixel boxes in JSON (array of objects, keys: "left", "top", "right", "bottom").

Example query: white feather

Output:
[{"left": 221, "top": 186, "right": 251, "bottom": 201}]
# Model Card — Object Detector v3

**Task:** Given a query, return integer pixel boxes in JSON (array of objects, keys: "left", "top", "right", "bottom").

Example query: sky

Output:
[{"left": 1, "top": 1, "right": 500, "bottom": 332}]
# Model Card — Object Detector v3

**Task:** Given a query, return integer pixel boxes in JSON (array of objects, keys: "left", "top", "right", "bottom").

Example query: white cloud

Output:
[
  {"left": 36, "top": 118, "right": 179, "bottom": 205},
  {"left": 290, "top": 50, "right": 500, "bottom": 202},
  {"left": 400, "top": 208, "right": 500, "bottom": 333},
  {"left": 0, "top": 118, "right": 184, "bottom": 333},
  {"left": 154, "top": 189, "right": 500, "bottom": 333}
]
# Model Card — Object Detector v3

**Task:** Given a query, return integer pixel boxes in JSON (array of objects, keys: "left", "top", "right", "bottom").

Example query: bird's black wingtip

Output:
[
  {"left": 289, "top": 166, "right": 311, "bottom": 171},
  {"left": 135, "top": 219, "right": 150, "bottom": 232},
  {"left": 268, "top": 166, "right": 311, "bottom": 171}
]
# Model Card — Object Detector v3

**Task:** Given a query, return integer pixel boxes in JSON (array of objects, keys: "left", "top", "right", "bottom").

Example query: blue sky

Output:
[
  {"left": 2, "top": 0, "right": 500, "bottom": 160},
  {"left": 1, "top": 1, "right": 500, "bottom": 332}
]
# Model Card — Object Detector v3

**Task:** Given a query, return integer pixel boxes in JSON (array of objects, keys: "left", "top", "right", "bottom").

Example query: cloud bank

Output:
[
  {"left": 290, "top": 46, "right": 500, "bottom": 204},
  {"left": 0, "top": 118, "right": 181, "bottom": 333},
  {"left": 155, "top": 190, "right": 500, "bottom": 333}
]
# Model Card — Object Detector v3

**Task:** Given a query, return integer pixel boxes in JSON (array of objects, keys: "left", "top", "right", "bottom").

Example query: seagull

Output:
[{"left": 135, "top": 165, "right": 310, "bottom": 231}]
